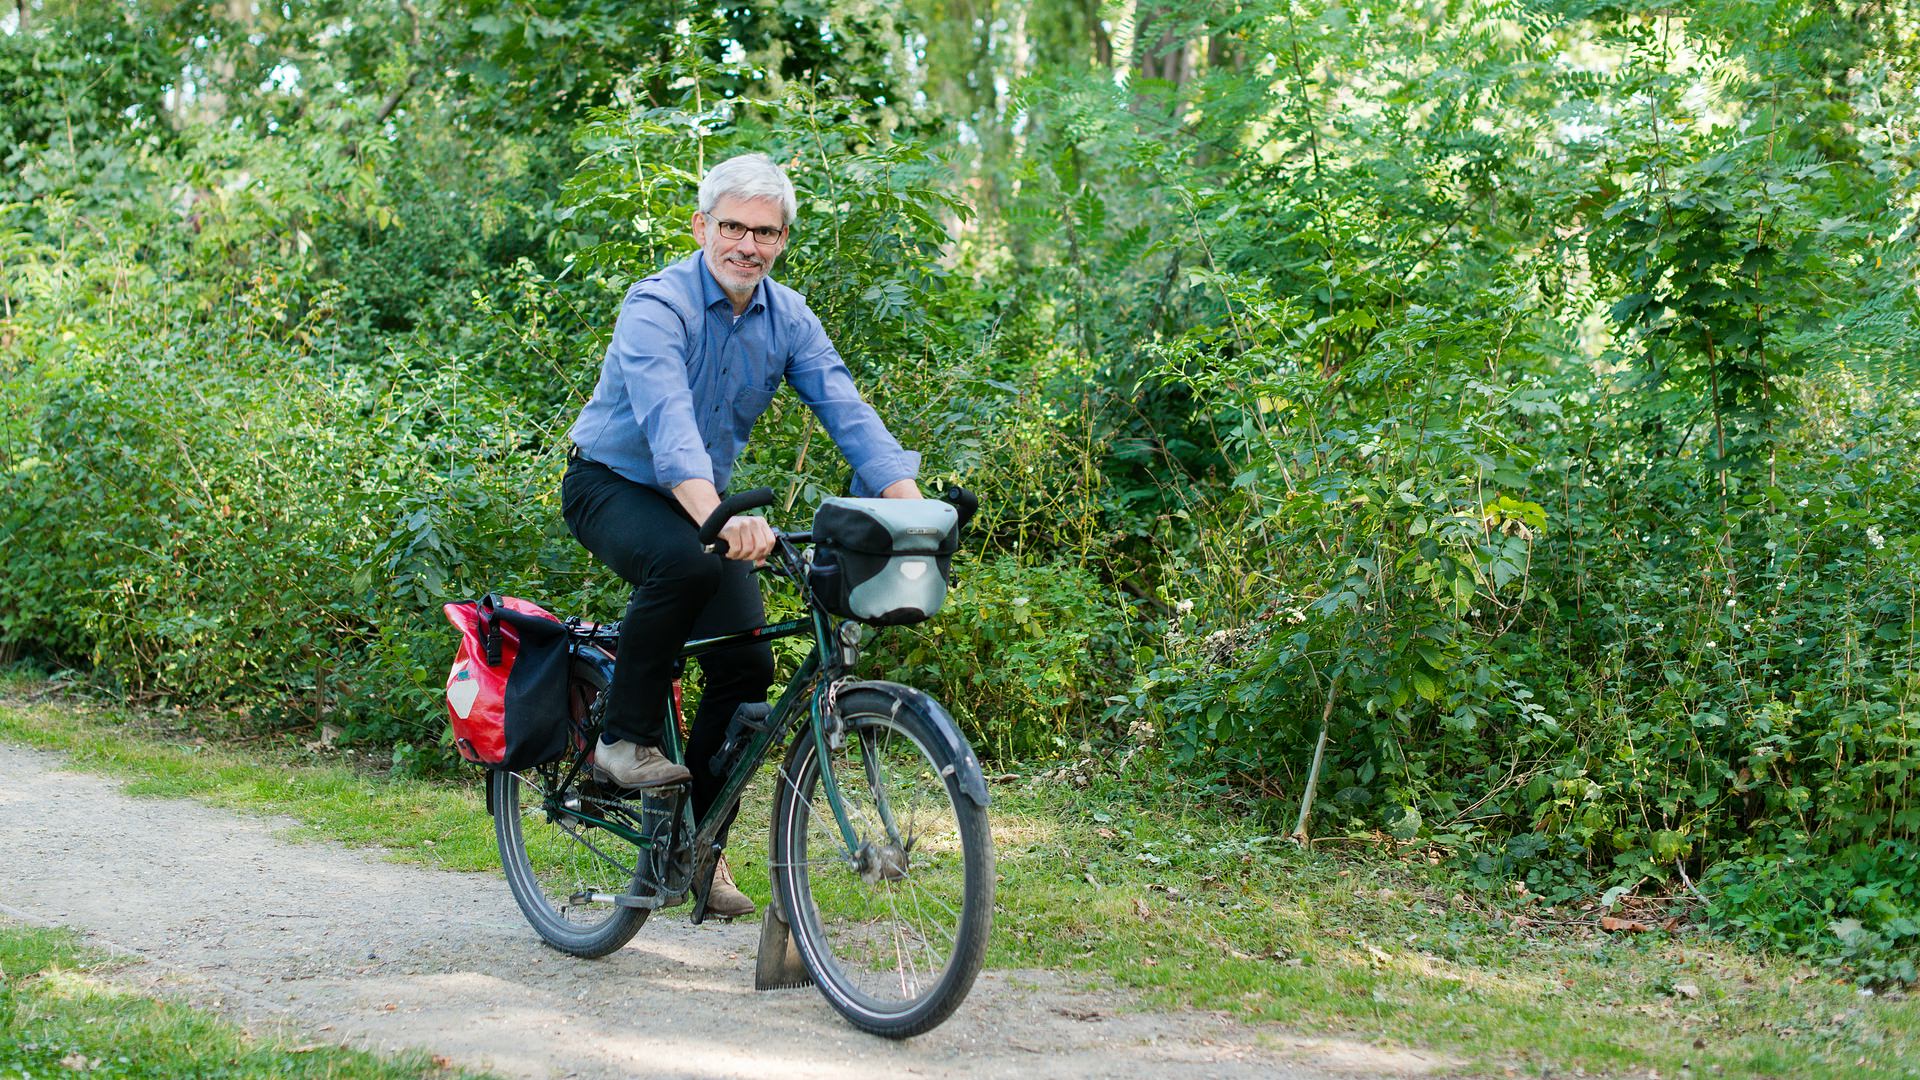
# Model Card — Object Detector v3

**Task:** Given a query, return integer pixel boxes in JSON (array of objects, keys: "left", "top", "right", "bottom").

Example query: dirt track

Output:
[{"left": 0, "top": 742, "right": 1459, "bottom": 1079}]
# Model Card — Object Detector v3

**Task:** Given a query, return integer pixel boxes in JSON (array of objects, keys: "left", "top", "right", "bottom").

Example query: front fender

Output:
[{"left": 838, "top": 680, "right": 990, "bottom": 807}]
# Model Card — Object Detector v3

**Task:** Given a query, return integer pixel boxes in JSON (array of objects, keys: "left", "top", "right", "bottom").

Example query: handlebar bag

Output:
[
  {"left": 809, "top": 498, "right": 958, "bottom": 625},
  {"left": 441, "top": 594, "right": 574, "bottom": 769}
]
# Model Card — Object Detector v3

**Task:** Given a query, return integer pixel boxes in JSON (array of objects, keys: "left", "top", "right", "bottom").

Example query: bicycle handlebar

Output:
[
  {"left": 698, "top": 487, "right": 776, "bottom": 556},
  {"left": 941, "top": 486, "right": 978, "bottom": 530},
  {"left": 700, "top": 485, "right": 979, "bottom": 557}
]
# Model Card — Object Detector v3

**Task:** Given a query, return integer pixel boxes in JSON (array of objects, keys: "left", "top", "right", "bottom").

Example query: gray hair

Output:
[{"left": 698, "top": 153, "right": 797, "bottom": 225}]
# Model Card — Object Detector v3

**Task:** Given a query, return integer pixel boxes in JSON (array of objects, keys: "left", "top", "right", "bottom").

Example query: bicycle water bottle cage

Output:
[{"left": 708, "top": 702, "right": 773, "bottom": 776}]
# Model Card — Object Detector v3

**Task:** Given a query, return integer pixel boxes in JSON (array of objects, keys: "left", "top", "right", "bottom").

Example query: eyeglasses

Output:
[{"left": 712, "top": 218, "right": 788, "bottom": 246}]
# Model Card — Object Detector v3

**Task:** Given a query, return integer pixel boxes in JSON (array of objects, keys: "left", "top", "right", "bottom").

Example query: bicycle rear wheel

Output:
[
  {"left": 491, "top": 655, "right": 648, "bottom": 957},
  {"left": 769, "top": 687, "right": 994, "bottom": 1038}
]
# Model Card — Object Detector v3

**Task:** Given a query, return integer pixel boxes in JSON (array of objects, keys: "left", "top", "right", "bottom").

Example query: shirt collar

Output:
[{"left": 694, "top": 251, "right": 769, "bottom": 316}]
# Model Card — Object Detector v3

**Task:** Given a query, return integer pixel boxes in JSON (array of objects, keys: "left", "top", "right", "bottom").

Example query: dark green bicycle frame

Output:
[
  {"left": 665, "top": 604, "right": 865, "bottom": 860},
  {"left": 557, "top": 598, "right": 866, "bottom": 891}
]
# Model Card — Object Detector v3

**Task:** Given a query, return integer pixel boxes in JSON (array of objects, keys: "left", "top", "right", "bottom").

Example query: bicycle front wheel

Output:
[
  {"left": 491, "top": 656, "right": 648, "bottom": 958},
  {"left": 769, "top": 687, "right": 994, "bottom": 1038}
]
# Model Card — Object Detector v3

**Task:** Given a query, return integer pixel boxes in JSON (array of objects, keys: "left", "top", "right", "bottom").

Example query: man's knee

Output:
[{"left": 636, "top": 550, "right": 724, "bottom": 603}]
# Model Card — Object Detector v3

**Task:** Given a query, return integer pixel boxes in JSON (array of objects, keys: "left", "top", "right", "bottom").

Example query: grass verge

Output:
[
  {"left": 0, "top": 923, "right": 472, "bottom": 1078},
  {"left": 2, "top": 674, "right": 1916, "bottom": 1078}
]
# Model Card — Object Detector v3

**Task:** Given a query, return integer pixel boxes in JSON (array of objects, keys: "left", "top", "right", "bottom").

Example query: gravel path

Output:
[{"left": 0, "top": 742, "right": 1458, "bottom": 1079}]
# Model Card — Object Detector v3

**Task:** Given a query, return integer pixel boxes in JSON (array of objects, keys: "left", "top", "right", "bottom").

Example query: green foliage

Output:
[{"left": 870, "top": 555, "right": 1130, "bottom": 758}]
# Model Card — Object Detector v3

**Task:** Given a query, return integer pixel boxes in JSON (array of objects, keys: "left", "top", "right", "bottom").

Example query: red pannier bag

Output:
[{"left": 442, "top": 594, "right": 575, "bottom": 769}]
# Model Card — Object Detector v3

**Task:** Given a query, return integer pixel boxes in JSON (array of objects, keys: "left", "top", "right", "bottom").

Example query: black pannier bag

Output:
[{"left": 809, "top": 497, "right": 959, "bottom": 625}]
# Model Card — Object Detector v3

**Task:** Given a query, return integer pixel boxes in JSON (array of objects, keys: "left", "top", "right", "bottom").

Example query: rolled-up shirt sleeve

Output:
[
  {"left": 785, "top": 306, "right": 919, "bottom": 497},
  {"left": 612, "top": 293, "right": 713, "bottom": 489}
]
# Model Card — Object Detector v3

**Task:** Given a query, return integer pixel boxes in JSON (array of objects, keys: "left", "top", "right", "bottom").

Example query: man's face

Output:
[{"left": 692, "top": 195, "right": 787, "bottom": 302}]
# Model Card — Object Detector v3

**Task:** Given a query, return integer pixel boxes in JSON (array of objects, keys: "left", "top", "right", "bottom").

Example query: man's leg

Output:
[
  {"left": 561, "top": 458, "right": 721, "bottom": 760},
  {"left": 683, "top": 559, "right": 777, "bottom": 827},
  {"left": 681, "top": 557, "right": 776, "bottom": 918}
]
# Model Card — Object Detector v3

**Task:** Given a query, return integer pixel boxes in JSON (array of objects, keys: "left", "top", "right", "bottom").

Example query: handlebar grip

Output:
[
  {"left": 698, "top": 487, "right": 777, "bottom": 552},
  {"left": 941, "top": 486, "right": 979, "bottom": 531}
]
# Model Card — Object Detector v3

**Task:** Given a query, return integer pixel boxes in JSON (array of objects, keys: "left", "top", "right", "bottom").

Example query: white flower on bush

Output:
[{"left": 1866, "top": 526, "right": 1885, "bottom": 550}]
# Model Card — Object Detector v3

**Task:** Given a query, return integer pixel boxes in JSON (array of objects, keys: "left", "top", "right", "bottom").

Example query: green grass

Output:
[
  {"left": 3, "top": 674, "right": 1917, "bottom": 1078},
  {"left": 982, "top": 776, "right": 1920, "bottom": 1078},
  {"left": 0, "top": 923, "right": 473, "bottom": 1078}
]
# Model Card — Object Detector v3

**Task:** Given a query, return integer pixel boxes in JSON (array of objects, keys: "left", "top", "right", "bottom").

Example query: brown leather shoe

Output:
[
  {"left": 592, "top": 739, "right": 692, "bottom": 789},
  {"left": 707, "top": 853, "right": 756, "bottom": 919}
]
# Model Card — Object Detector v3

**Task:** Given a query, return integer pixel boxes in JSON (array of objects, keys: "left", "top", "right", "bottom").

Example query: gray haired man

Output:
[{"left": 562, "top": 153, "right": 922, "bottom": 917}]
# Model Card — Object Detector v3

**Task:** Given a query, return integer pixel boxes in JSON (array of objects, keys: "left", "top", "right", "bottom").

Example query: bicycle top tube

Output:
[{"left": 562, "top": 528, "right": 830, "bottom": 660}]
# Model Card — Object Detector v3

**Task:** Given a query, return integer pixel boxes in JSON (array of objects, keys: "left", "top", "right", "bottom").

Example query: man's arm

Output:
[
  {"left": 670, "top": 478, "right": 775, "bottom": 562},
  {"left": 609, "top": 292, "right": 714, "bottom": 492},
  {"left": 784, "top": 306, "right": 922, "bottom": 497},
  {"left": 609, "top": 291, "right": 774, "bottom": 561}
]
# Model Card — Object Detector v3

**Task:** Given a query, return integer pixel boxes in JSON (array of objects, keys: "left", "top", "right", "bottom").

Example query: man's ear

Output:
[{"left": 690, "top": 211, "right": 706, "bottom": 245}]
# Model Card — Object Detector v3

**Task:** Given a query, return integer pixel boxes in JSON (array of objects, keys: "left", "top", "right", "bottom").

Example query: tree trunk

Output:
[
  {"left": 194, "top": 0, "right": 256, "bottom": 124},
  {"left": 1134, "top": 4, "right": 1192, "bottom": 89},
  {"left": 1086, "top": 0, "right": 1113, "bottom": 69}
]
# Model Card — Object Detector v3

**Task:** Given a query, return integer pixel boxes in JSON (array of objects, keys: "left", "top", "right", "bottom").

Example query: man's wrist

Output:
[
  {"left": 880, "top": 478, "right": 921, "bottom": 499},
  {"left": 671, "top": 477, "right": 723, "bottom": 524}
]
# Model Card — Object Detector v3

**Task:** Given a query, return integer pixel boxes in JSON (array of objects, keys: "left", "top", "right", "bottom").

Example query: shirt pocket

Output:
[{"left": 733, "top": 383, "right": 777, "bottom": 423}]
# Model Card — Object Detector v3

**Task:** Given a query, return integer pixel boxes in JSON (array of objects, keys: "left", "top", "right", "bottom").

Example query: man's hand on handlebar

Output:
[{"left": 717, "top": 515, "right": 776, "bottom": 564}]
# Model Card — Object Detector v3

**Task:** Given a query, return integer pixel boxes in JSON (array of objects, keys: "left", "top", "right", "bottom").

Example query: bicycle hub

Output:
[{"left": 854, "top": 839, "right": 910, "bottom": 884}]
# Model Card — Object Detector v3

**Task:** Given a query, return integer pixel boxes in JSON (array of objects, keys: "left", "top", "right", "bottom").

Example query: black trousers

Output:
[{"left": 560, "top": 457, "right": 776, "bottom": 831}]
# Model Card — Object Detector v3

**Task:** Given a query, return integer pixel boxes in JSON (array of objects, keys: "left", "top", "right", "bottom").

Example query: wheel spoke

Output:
[
  {"left": 492, "top": 658, "right": 650, "bottom": 958},
  {"left": 772, "top": 700, "right": 991, "bottom": 1035}
]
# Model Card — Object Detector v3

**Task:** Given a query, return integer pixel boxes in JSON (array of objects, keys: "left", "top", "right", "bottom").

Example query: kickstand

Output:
[{"left": 688, "top": 848, "right": 716, "bottom": 925}]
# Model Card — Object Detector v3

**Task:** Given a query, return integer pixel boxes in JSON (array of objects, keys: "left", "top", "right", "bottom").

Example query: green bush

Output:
[{"left": 869, "top": 555, "right": 1131, "bottom": 760}]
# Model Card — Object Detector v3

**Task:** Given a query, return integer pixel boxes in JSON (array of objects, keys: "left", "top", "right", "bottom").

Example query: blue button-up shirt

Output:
[{"left": 568, "top": 253, "right": 920, "bottom": 498}]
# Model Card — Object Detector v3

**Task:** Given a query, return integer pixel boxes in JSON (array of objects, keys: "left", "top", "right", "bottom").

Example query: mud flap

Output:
[{"left": 754, "top": 891, "right": 813, "bottom": 991}]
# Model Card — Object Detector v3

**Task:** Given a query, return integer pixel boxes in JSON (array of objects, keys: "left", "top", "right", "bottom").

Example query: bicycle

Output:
[{"left": 486, "top": 486, "right": 994, "bottom": 1038}]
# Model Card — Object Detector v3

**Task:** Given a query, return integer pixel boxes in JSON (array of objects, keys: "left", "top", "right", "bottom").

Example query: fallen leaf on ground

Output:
[{"left": 1601, "top": 915, "right": 1654, "bottom": 933}]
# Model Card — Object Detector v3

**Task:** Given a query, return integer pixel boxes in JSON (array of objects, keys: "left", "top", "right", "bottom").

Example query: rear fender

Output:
[{"left": 838, "top": 680, "right": 989, "bottom": 807}]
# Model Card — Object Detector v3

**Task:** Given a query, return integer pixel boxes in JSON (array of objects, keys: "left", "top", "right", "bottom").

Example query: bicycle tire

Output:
[
  {"left": 769, "top": 686, "right": 994, "bottom": 1038},
  {"left": 491, "top": 654, "right": 649, "bottom": 958}
]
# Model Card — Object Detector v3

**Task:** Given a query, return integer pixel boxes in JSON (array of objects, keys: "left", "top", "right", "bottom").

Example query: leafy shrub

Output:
[{"left": 869, "top": 555, "right": 1130, "bottom": 759}]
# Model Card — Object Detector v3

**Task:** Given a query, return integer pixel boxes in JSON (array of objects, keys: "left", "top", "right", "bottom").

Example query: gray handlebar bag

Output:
[{"left": 809, "top": 498, "right": 959, "bottom": 625}]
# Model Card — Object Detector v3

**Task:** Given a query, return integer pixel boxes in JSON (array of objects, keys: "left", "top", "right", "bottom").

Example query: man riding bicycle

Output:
[{"left": 562, "top": 153, "right": 922, "bottom": 919}]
